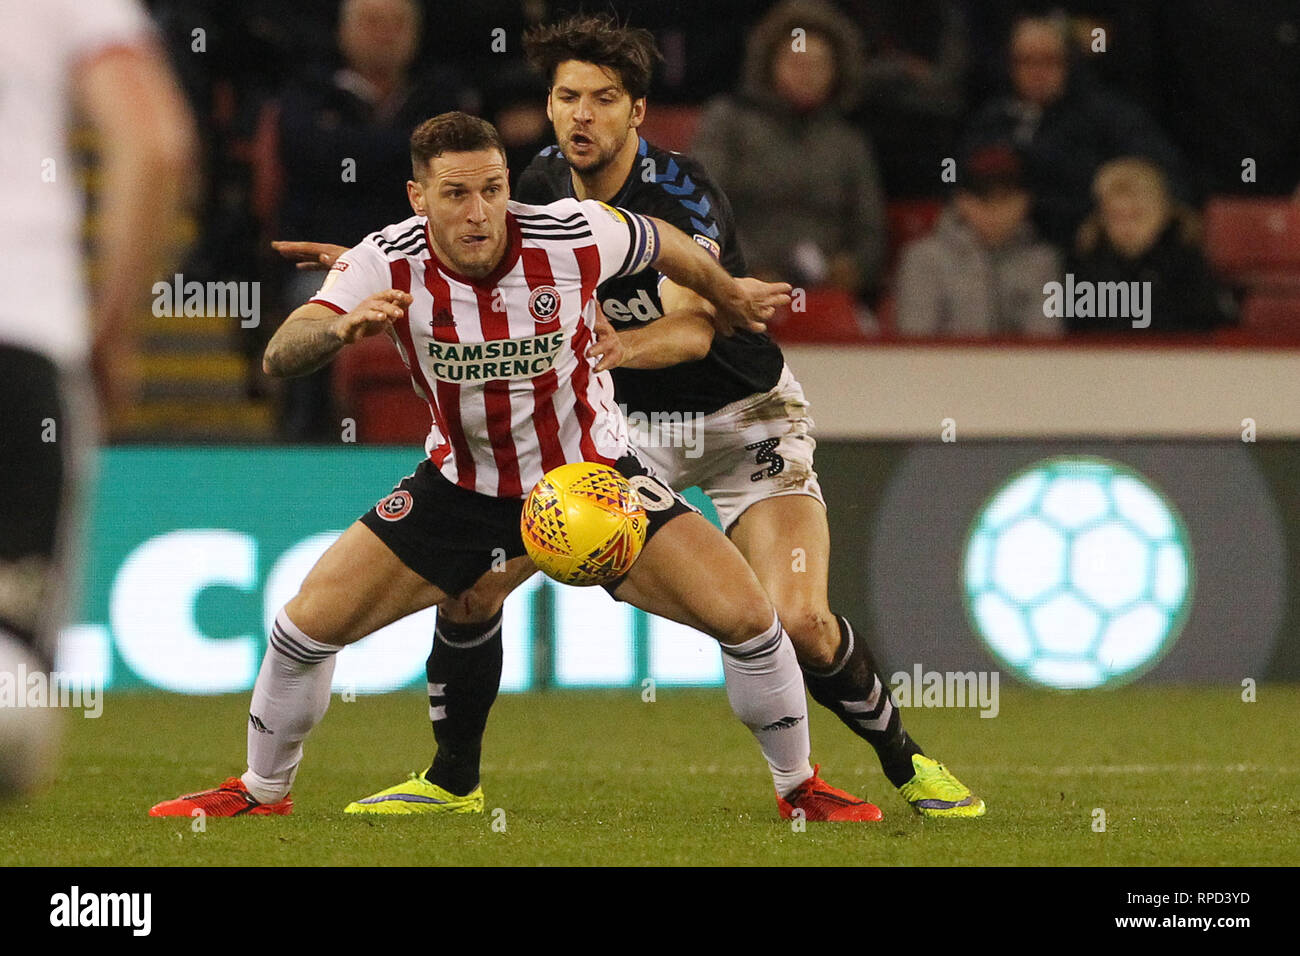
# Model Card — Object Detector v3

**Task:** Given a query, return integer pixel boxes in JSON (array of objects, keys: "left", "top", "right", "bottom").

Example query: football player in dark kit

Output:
[{"left": 280, "top": 15, "right": 983, "bottom": 820}]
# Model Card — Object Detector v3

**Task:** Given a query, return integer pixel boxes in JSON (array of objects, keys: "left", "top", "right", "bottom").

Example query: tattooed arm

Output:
[{"left": 262, "top": 290, "right": 412, "bottom": 377}]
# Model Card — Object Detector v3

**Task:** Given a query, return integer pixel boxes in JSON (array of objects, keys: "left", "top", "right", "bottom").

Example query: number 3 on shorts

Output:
[{"left": 745, "top": 438, "right": 785, "bottom": 482}]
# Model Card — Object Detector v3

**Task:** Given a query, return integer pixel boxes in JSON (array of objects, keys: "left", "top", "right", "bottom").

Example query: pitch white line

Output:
[{"left": 479, "top": 762, "right": 1300, "bottom": 776}]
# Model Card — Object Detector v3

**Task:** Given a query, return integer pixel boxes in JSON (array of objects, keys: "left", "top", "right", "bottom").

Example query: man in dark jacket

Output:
[
  {"left": 965, "top": 13, "right": 1189, "bottom": 249},
  {"left": 274, "top": 0, "right": 470, "bottom": 440}
]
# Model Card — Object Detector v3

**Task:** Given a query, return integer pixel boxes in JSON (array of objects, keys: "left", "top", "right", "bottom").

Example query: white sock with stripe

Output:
[
  {"left": 719, "top": 614, "right": 814, "bottom": 797},
  {"left": 241, "top": 608, "right": 340, "bottom": 804}
]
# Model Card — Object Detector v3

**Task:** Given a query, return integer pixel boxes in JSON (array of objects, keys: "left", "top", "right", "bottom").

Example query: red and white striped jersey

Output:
[{"left": 311, "top": 198, "right": 659, "bottom": 498}]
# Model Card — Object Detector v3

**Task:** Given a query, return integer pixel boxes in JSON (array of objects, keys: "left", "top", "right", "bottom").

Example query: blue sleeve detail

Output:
[
  {"left": 680, "top": 195, "right": 711, "bottom": 217},
  {"left": 649, "top": 150, "right": 721, "bottom": 239},
  {"left": 657, "top": 158, "right": 697, "bottom": 196},
  {"left": 690, "top": 218, "right": 721, "bottom": 239},
  {"left": 661, "top": 176, "right": 697, "bottom": 197}
]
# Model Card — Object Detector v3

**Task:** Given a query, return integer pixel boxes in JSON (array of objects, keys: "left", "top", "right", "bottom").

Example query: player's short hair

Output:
[
  {"left": 523, "top": 14, "right": 662, "bottom": 101},
  {"left": 409, "top": 112, "right": 507, "bottom": 178}
]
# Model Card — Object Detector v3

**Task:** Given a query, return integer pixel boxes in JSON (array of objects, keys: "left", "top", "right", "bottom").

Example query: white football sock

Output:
[
  {"left": 0, "top": 630, "right": 61, "bottom": 797},
  {"left": 719, "top": 614, "right": 813, "bottom": 797},
  {"left": 241, "top": 609, "right": 339, "bottom": 804}
]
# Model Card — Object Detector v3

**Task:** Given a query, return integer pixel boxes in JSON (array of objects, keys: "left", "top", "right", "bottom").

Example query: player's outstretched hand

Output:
[
  {"left": 587, "top": 311, "right": 626, "bottom": 372},
  {"left": 272, "top": 240, "right": 349, "bottom": 271},
  {"left": 712, "top": 276, "right": 792, "bottom": 336},
  {"left": 333, "top": 290, "right": 412, "bottom": 344}
]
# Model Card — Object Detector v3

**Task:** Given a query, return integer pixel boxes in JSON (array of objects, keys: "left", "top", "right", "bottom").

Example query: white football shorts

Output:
[{"left": 626, "top": 364, "right": 825, "bottom": 532}]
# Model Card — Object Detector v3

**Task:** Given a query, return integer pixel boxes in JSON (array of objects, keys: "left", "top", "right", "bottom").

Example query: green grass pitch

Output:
[{"left": 2, "top": 686, "right": 1297, "bottom": 866}]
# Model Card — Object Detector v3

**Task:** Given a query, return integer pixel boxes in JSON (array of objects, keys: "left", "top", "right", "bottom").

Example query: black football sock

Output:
[
  {"left": 801, "top": 615, "right": 925, "bottom": 788},
  {"left": 423, "top": 609, "right": 503, "bottom": 796}
]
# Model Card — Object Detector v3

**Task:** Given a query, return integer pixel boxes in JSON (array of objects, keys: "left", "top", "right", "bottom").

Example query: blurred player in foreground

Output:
[
  {"left": 151, "top": 112, "right": 884, "bottom": 820},
  {"left": 279, "top": 16, "right": 984, "bottom": 820},
  {"left": 0, "top": 0, "right": 193, "bottom": 795}
]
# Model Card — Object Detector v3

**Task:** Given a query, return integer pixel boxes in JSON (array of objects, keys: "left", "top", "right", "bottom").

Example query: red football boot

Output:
[
  {"left": 149, "top": 777, "right": 293, "bottom": 817},
  {"left": 777, "top": 765, "right": 883, "bottom": 822}
]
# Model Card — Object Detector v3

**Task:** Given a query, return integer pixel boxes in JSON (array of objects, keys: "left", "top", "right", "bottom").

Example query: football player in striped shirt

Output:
[
  {"left": 151, "top": 112, "right": 882, "bottom": 820},
  {"left": 291, "top": 16, "right": 983, "bottom": 821}
]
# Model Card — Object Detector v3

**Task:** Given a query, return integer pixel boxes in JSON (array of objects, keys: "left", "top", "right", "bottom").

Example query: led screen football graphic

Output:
[{"left": 962, "top": 457, "right": 1193, "bottom": 689}]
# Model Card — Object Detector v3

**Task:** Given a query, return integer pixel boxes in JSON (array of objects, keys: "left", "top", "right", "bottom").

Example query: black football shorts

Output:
[
  {"left": 358, "top": 451, "right": 696, "bottom": 597},
  {"left": 0, "top": 345, "right": 69, "bottom": 662}
]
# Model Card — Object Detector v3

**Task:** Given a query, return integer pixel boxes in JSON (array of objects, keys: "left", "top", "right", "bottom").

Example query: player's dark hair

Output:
[
  {"left": 523, "top": 14, "right": 662, "bottom": 101},
  {"left": 409, "top": 112, "right": 507, "bottom": 177}
]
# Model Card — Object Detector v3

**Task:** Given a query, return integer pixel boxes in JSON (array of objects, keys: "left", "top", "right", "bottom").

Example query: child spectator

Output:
[{"left": 1068, "top": 157, "right": 1234, "bottom": 333}]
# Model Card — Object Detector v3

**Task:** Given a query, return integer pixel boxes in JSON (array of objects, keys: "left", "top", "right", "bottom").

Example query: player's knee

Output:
[
  {"left": 719, "top": 601, "right": 783, "bottom": 645},
  {"left": 281, "top": 593, "right": 348, "bottom": 646},
  {"left": 441, "top": 587, "right": 504, "bottom": 623},
  {"left": 777, "top": 602, "right": 838, "bottom": 667}
]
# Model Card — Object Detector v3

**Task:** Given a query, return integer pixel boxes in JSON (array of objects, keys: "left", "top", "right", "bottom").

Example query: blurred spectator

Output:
[
  {"left": 965, "top": 12, "right": 1189, "bottom": 249},
  {"left": 1154, "top": 1, "right": 1300, "bottom": 197},
  {"left": 276, "top": 0, "right": 472, "bottom": 251},
  {"left": 895, "top": 144, "right": 1062, "bottom": 337},
  {"left": 691, "top": 0, "right": 887, "bottom": 297},
  {"left": 150, "top": 0, "right": 322, "bottom": 410},
  {"left": 272, "top": 0, "right": 472, "bottom": 441},
  {"left": 1067, "top": 157, "right": 1233, "bottom": 333},
  {"left": 481, "top": 62, "right": 553, "bottom": 191},
  {"left": 843, "top": 0, "right": 970, "bottom": 198},
  {"left": 958, "top": 1, "right": 1166, "bottom": 118},
  {"left": 594, "top": 0, "right": 778, "bottom": 105},
  {"left": 149, "top": 1, "right": 336, "bottom": 413}
]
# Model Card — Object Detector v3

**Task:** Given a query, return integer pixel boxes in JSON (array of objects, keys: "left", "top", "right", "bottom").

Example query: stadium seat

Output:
[
  {"left": 1204, "top": 197, "right": 1300, "bottom": 288},
  {"left": 640, "top": 105, "right": 702, "bottom": 153},
  {"left": 1238, "top": 291, "right": 1300, "bottom": 337},
  {"left": 875, "top": 294, "right": 897, "bottom": 337},
  {"left": 765, "top": 287, "right": 873, "bottom": 344},
  {"left": 332, "top": 334, "right": 429, "bottom": 444}
]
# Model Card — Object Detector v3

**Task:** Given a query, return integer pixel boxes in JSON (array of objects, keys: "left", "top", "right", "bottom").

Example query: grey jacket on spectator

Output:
[
  {"left": 895, "top": 207, "right": 1062, "bottom": 337},
  {"left": 691, "top": 0, "right": 887, "bottom": 294}
]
